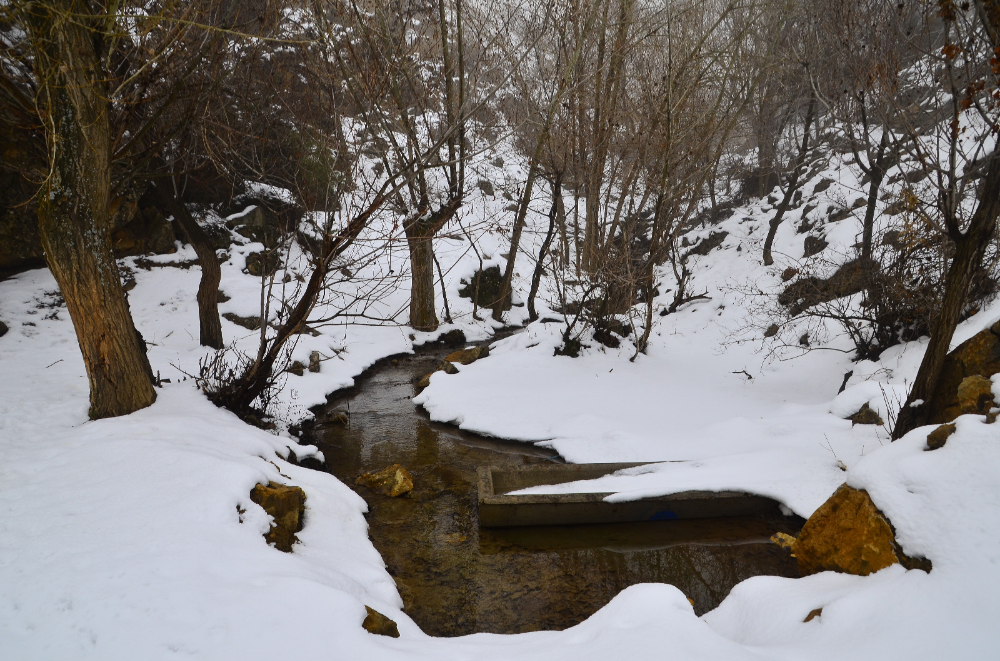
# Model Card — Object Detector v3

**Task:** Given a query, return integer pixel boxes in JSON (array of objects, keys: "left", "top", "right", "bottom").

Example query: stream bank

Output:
[{"left": 304, "top": 341, "right": 800, "bottom": 636}]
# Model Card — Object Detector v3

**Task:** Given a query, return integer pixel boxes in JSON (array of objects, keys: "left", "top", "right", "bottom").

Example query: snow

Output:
[{"left": 2, "top": 139, "right": 999, "bottom": 658}]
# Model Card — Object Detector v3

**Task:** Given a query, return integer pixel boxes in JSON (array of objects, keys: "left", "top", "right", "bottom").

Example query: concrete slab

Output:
[{"left": 478, "top": 463, "right": 784, "bottom": 527}]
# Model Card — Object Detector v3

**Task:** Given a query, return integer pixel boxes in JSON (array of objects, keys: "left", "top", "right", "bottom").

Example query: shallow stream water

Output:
[{"left": 305, "top": 343, "right": 800, "bottom": 636}]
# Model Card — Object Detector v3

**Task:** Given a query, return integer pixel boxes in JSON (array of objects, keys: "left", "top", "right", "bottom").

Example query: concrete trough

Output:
[{"left": 478, "top": 462, "right": 784, "bottom": 528}]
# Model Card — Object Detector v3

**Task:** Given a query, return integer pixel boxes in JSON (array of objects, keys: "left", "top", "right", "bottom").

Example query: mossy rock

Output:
[{"left": 458, "top": 266, "right": 509, "bottom": 310}]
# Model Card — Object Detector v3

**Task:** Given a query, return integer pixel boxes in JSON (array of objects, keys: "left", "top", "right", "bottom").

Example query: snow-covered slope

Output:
[{"left": 1, "top": 140, "right": 999, "bottom": 658}]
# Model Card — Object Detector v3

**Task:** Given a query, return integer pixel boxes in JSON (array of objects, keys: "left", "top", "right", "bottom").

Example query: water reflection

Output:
[{"left": 306, "top": 348, "right": 799, "bottom": 636}]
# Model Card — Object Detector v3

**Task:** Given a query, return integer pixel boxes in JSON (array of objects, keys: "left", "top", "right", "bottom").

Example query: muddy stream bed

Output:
[{"left": 304, "top": 342, "right": 801, "bottom": 637}]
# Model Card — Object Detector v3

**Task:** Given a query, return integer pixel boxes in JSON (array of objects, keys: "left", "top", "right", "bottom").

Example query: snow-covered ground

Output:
[{"left": 2, "top": 144, "right": 999, "bottom": 658}]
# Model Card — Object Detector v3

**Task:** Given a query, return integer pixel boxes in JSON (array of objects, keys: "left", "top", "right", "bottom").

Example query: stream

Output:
[{"left": 304, "top": 342, "right": 801, "bottom": 637}]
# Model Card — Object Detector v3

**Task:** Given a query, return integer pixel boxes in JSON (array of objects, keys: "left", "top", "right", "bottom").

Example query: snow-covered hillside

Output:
[{"left": 2, "top": 136, "right": 1000, "bottom": 660}]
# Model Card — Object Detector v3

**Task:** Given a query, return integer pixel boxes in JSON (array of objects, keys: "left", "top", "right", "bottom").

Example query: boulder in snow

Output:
[
  {"left": 250, "top": 481, "right": 306, "bottom": 553},
  {"left": 445, "top": 345, "right": 489, "bottom": 365},
  {"left": 926, "top": 322, "right": 1000, "bottom": 424},
  {"left": 362, "top": 606, "right": 400, "bottom": 637},
  {"left": 791, "top": 484, "right": 930, "bottom": 577}
]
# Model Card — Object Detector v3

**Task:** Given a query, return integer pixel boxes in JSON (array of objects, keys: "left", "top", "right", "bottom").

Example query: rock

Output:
[
  {"left": 440, "top": 360, "right": 459, "bottom": 375},
  {"left": 362, "top": 606, "right": 400, "bottom": 638},
  {"left": 828, "top": 207, "right": 853, "bottom": 223},
  {"left": 593, "top": 328, "right": 620, "bottom": 348},
  {"left": 234, "top": 223, "right": 281, "bottom": 249},
  {"left": 956, "top": 375, "right": 995, "bottom": 416},
  {"left": 779, "top": 258, "right": 876, "bottom": 316},
  {"left": 444, "top": 346, "right": 489, "bottom": 365},
  {"left": 229, "top": 204, "right": 271, "bottom": 228},
  {"left": 416, "top": 373, "right": 433, "bottom": 390},
  {"left": 437, "top": 329, "right": 467, "bottom": 347},
  {"left": 288, "top": 360, "right": 305, "bottom": 376},
  {"left": 477, "top": 179, "right": 495, "bottom": 196},
  {"left": 684, "top": 231, "right": 728, "bottom": 258},
  {"left": 250, "top": 482, "right": 306, "bottom": 553},
  {"left": 245, "top": 251, "right": 282, "bottom": 277},
  {"left": 925, "top": 321, "right": 1000, "bottom": 424},
  {"left": 813, "top": 177, "right": 834, "bottom": 193},
  {"left": 111, "top": 206, "right": 177, "bottom": 256},
  {"left": 458, "top": 266, "right": 509, "bottom": 310},
  {"left": 309, "top": 351, "right": 321, "bottom": 373},
  {"left": 781, "top": 267, "right": 799, "bottom": 282},
  {"left": 329, "top": 412, "right": 349, "bottom": 426},
  {"left": 222, "top": 312, "right": 262, "bottom": 331},
  {"left": 926, "top": 423, "right": 956, "bottom": 451},
  {"left": 0, "top": 321, "right": 7, "bottom": 338},
  {"left": 770, "top": 532, "right": 796, "bottom": 549},
  {"left": 803, "top": 235, "right": 828, "bottom": 257},
  {"left": 791, "top": 484, "right": 929, "bottom": 577},
  {"left": 849, "top": 402, "right": 884, "bottom": 426},
  {"left": 356, "top": 464, "right": 414, "bottom": 497}
]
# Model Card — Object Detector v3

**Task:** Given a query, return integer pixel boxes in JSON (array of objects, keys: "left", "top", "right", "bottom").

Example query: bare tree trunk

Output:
[
  {"left": 762, "top": 95, "right": 816, "bottom": 266},
  {"left": 528, "top": 176, "right": 561, "bottom": 322},
  {"left": 156, "top": 182, "right": 223, "bottom": 349},
  {"left": 860, "top": 132, "right": 889, "bottom": 261},
  {"left": 27, "top": 1, "right": 156, "bottom": 419},
  {"left": 892, "top": 154, "right": 1000, "bottom": 439}
]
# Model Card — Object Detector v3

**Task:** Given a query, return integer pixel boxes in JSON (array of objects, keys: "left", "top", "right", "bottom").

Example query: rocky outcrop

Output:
[
  {"left": 778, "top": 258, "right": 875, "bottom": 316},
  {"left": 684, "top": 231, "right": 728, "bottom": 258},
  {"left": 250, "top": 482, "right": 306, "bottom": 553},
  {"left": 925, "top": 321, "right": 1000, "bottom": 424},
  {"left": 363, "top": 606, "right": 400, "bottom": 637},
  {"left": 790, "top": 484, "right": 929, "bottom": 577},
  {"left": 356, "top": 464, "right": 414, "bottom": 497}
]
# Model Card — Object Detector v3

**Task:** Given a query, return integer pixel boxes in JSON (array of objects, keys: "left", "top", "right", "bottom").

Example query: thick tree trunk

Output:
[
  {"left": 28, "top": 1, "right": 156, "bottom": 419},
  {"left": 156, "top": 183, "right": 223, "bottom": 349},
  {"left": 892, "top": 155, "right": 1000, "bottom": 439},
  {"left": 406, "top": 227, "right": 439, "bottom": 332}
]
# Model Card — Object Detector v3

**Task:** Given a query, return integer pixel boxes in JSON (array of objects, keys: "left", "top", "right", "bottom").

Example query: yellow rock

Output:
[
  {"left": 792, "top": 484, "right": 903, "bottom": 577},
  {"left": 444, "top": 345, "right": 490, "bottom": 365},
  {"left": 362, "top": 606, "right": 400, "bottom": 637},
  {"left": 249, "top": 482, "right": 306, "bottom": 553},
  {"left": 926, "top": 423, "right": 956, "bottom": 451},
  {"left": 956, "top": 375, "right": 995, "bottom": 416},
  {"left": 356, "top": 464, "right": 414, "bottom": 497}
]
